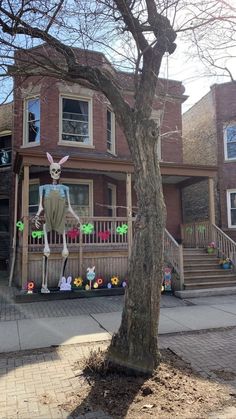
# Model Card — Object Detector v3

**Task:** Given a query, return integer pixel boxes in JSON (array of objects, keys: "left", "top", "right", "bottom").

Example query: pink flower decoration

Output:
[
  {"left": 67, "top": 228, "right": 80, "bottom": 239},
  {"left": 98, "top": 231, "right": 111, "bottom": 241}
]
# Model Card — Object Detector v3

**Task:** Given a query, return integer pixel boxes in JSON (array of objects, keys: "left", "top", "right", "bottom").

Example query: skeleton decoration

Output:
[{"left": 34, "top": 153, "right": 80, "bottom": 293}]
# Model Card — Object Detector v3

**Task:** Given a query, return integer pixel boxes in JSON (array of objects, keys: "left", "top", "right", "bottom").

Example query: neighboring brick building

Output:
[
  {"left": 8, "top": 45, "right": 217, "bottom": 287},
  {"left": 0, "top": 102, "right": 13, "bottom": 270},
  {"left": 182, "top": 81, "right": 236, "bottom": 241}
]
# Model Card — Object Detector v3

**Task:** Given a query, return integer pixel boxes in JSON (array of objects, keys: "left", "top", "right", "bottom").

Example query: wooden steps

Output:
[{"left": 183, "top": 248, "right": 236, "bottom": 290}]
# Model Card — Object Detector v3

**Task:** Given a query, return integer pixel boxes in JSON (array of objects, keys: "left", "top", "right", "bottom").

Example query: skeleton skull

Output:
[
  {"left": 46, "top": 152, "right": 69, "bottom": 181},
  {"left": 50, "top": 163, "right": 61, "bottom": 180}
]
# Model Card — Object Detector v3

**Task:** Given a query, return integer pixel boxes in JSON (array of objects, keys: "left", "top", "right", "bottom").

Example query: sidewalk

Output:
[{"left": 1, "top": 285, "right": 236, "bottom": 352}]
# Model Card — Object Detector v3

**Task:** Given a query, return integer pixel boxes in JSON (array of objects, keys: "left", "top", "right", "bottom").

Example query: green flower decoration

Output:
[
  {"left": 116, "top": 224, "right": 128, "bottom": 235},
  {"left": 81, "top": 223, "right": 94, "bottom": 234},
  {"left": 32, "top": 230, "right": 44, "bottom": 239},
  {"left": 185, "top": 226, "right": 193, "bottom": 234},
  {"left": 16, "top": 221, "right": 24, "bottom": 232},
  {"left": 197, "top": 225, "right": 206, "bottom": 233}
]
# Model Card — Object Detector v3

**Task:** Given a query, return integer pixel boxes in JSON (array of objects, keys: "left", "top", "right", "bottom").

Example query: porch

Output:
[{"left": 12, "top": 150, "right": 224, "bottom": 292}]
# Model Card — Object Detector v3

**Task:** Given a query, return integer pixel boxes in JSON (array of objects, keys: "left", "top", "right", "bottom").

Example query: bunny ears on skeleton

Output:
[{"left": 46, "top": 152, "right": 69, "bottom": 165}]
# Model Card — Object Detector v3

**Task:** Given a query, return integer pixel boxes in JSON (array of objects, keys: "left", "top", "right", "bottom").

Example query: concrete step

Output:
[
  {"left": 184, "top": 269, "right": 234, "bottom": 277},
  {"left": 184, "top": 274, "right": 236, "bottom": 282},
  {"left": 184, "top": 281, "right": 236, "bottom": 290},
  {"left": 175, "top": 286, "right": 236, "bottom": 299},
  {"left": 184, "top": 263, "right": 221, "bottom": 270}
]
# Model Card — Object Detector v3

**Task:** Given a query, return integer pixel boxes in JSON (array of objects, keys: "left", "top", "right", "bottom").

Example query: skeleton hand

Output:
[{"left": 32, "top": 215, "right": 41, "bottom": 229}]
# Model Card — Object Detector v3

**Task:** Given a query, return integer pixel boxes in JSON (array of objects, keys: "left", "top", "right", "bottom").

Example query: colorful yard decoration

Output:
[
  {"left": 59, "top": 276, "right": 72, "bottom": 291},
  {"left": 116, "top": 224, "right": 128, "bottom": 235},
  {"left": 27, "top": 281, "right": 35, "bottom": 294},
  {"left": 97, "top": 278, "right": 104, "bottom": 287},
  {"left": 73, "top": 277, "right": 83, "bottom": 288},
  {"left": 97, "top": 231, "right": 111, "bottom": 241},
  {"left": 122, "top": 281, "right": 127, "bottom": 288},
  {"left": 93, "top": 282, "right": 98, "bottom": 289},
  {"left": 107, "top": 282, "right": 112, "bottom": 289},
  {"left": 163, "top": 268, "right": 172, "bottom": 292},
  {"left": 32, "top": 230, "right": 44, "bottom": 239},
  {"left": 81, "top": 223, "right": 94, "bottom": 234},
  {"left": 85, "top": 284, "right": 90, "bottom": 290},
  {"left": 16, "top": 221, "right": 24, "bottom": 232},
  {"left": 219, "top": 257, "right": 232, "bottom": 269},
  {"left": 86, "top": 266, "right": 96, "bottom": 290},
  {"left": 67, "top": 227, "right": 80, "bottom": 239},
  {"left": 111, "top": 276, "right": 119, "bottom": 286},
  {"left": 207, "top": 241, "right": 216, "bottom": 254}
]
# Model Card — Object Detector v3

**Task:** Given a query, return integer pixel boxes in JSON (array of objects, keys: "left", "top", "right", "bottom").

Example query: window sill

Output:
[
  {"left": 58, "top": 141, "right": 95, "bottom": 149},
  {"left": 21, "top": 143, "right": 40, "bottom": 149},
  {"left": 107, "top": 149, "right": 117, "bottom": 157},
  {"left": 224, "top": 159, "right": 236, "bottom": 163}
]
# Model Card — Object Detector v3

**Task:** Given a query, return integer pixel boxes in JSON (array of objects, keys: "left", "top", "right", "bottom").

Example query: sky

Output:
[{"left": 159, "top": 45, "right": 236, "bottom": 114}]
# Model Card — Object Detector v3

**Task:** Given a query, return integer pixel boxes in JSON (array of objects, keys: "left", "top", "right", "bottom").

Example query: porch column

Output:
[
  {"left": 126, "top": 173, "right": 133, "bottom": 259},
  {"left": 208, "top": 177, "right": 216, "bottom": 225},
  {"left": 21, "top": 165, "right": 29, "bottom": 286}
]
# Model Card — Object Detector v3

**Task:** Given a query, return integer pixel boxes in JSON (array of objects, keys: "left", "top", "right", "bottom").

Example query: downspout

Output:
[{"left": 9, "top": 173, "right": 19, "bottom": 287}]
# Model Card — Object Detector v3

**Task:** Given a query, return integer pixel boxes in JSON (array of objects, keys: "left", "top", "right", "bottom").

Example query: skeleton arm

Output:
[
  {"left": 33, "top": 186, "right": 44, "bottom": 229},
  {"left": 66, "top": 188, "right": 81, "bottom": 225}
]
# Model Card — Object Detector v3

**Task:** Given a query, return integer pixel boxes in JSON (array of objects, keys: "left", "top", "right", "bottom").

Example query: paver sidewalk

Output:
[{"left": 2, "top": 287, "right": 236, "bottom": 352}]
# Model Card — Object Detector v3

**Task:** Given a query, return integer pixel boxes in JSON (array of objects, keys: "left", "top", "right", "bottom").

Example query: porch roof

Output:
[{"left": 14, "top": 149, "right": 217, "bottom": 183}]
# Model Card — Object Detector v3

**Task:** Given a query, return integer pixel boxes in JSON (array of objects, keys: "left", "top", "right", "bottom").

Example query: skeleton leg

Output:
[
  {"left": 62, "top": 230, "right": 69, "bottom": 258},
  {"left": 41, "top": 224, "right": 50, "bottom": 293},
  {"left": 43, "top": 224, "right": 50, "bottom": 257},
  {"left": 58, "top": 230, "right": 69, "bottom": 288},
  {"left": 41, "top": 255, "right": 50, "bottom": 293},
  {"left": 58, "top": 256, "right": 68, "bottom": 287}
]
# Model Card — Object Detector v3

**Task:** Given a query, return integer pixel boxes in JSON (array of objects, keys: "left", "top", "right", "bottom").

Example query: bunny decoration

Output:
[
  {"left": 86, "top": 266, "right": 96, "bottom": 289},
  {"left": 33, "top": 153, "right": 81, "bottom": 294},
  {"left": 59, "top": 276, "right": 72, "bottom": 291}
]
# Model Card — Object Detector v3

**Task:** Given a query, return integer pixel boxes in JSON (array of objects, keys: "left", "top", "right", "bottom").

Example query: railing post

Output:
[
  {"left": 126, "top": 173, "right": 133, "bottom": 259},
  {"left": 179, "top": 244, "right": 184, "bottom": 290},
  {"left": 21, "top": 165, "right": 29, "bottom": 287}
]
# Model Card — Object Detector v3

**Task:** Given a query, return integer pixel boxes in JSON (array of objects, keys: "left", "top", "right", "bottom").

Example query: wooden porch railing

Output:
[
  {"left": 181, "top": 221, "right": 211, "bottom": 248},
  {"left": 164, "top": 229, "right": 184, "bottom": 290},
  {"left": 27, "top": 216, "right": 134, "bottom": 250},
  {"left": 212, "top": 224, "right": 236, "bottom": 267}
]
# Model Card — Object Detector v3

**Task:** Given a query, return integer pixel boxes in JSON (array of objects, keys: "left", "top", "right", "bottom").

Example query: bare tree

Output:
[{"left": 0, "top": 0, "right": 235, "bottom": 374}]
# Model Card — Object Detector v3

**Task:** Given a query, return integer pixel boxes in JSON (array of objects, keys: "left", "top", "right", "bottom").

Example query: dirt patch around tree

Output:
[{"left": 59, "top": 347, "right": 236, "bottom": 418}]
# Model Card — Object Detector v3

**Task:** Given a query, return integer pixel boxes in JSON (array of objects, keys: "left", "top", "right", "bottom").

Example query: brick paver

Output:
[
  {"left": 0, "top": 285, "right": 187, "bottom": 321},
  {"left": 160, "top": 327, "right": 236, "bottom": 387},
  {"left": 0, "top": 328, "right": 235, "bottom": 418},
  {"left": 0, "top": 341, "right": 111, "bottom": 419}
]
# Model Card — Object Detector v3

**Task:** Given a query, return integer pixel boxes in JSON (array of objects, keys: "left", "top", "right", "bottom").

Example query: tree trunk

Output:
[{"left": 108, "top": 119, "right": 166, "bottom": 375}]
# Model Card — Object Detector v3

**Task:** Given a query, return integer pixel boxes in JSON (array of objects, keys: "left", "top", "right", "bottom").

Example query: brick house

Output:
[
  {"left": 183, "top": 82, "right": 236, "bottom": 242},
  {"left": 7, "top": 45, "right": 223, "bottom": 292},
  {"left": 0, "top": 102, "right": 13, "bottom": 271}
]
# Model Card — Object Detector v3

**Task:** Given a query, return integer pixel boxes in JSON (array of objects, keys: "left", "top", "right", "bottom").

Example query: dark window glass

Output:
[
  {"left": 27, "top": 98, "right": 40, "bottom": 143},
  {"left": 29, "top": 184, "right": 39, "bottom": 214},
  {"left": 65, "top": 183, "right": 90, "bottom": 216}
]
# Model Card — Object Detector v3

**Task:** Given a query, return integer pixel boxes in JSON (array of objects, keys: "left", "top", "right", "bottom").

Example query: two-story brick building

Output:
[
  {"left": 183, "top": 81, "right": 236, "bottom": 242},
  {"left": 6, "top": 45, "right": 221, "bottom": 292}
]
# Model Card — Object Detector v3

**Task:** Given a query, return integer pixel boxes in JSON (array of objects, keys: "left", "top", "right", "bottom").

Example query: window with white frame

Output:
[
  {"left": 25, "top": 98, "right": 40, "bottom": 144},
  {"left": 29, "top": 182, "right": 39, "bottom": 214},
  {"left": 61, "top": 97, "right": 91, "bottom": 145},
  {"left": 63, "top": 180, "right": 93, "bottom": 216},
  {"left": 107, "top": 109, "right": 115, "bottom": 153},
  {"left": 227, "top": 190, "right": 236, "bottom": 227},
  {"left": 224, "top": 123, "right": 236, "bottom": 160}
]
